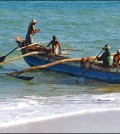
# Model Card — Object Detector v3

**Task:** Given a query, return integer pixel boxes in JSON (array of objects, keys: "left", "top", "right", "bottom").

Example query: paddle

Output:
[
  {"left": 0, "top": 46, "right": 19, "bottom": 63},
  {"left": 76, "top": 46, "right": 105, "bottom": 83}
]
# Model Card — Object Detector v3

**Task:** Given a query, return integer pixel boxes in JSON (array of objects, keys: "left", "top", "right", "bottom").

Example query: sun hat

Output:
[
  {"left": 117, "top": 49, "right": 120, "bottom": 54},
  {"left": 53, "top": 35, "right": 57, "bottom": 39},
  {"left": 104, "top": 44, "right": 111, "bottom": 50},
  {"left": 31, "top": 19, "right": 37, "bottom": 23}
]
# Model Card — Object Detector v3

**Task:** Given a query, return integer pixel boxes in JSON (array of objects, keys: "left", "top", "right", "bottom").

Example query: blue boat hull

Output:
[
  {"left": 15, "top": 35, "right": 120, "bottom": 84},
  {"left": 24, "top": 56, "right": 120, "bottom": 84}
]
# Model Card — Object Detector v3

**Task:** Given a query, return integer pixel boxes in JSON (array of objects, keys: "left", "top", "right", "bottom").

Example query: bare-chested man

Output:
[
  {"left": 47, "top": 36, "right": 61, "bottom": 55},
  {"left": 113, "top": 49, "right": 120, "bottom": 67}
]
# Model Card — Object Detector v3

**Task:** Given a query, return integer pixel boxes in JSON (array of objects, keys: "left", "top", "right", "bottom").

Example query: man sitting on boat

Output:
[
  {"left": 97, "top": 44, "right": 112, "bottom": 67},
  {"left": 112, "top": 49, "right": 120, "bottom": 67},
  {"left": 26, "top": 19, "right": 40, "bottom": 45},
  {"left": 47, "top": 36, "right": 61, "bottom": 55}
]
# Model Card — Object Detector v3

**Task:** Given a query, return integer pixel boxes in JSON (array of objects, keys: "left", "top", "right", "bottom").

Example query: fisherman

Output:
[
  {"left": 97, "top": 44, "right": 112, "bottom": 67},
  {"left": 26, "top": 19, "right": 40, "bottom": 45},
  {"left": 47, "top": 35, "right": 61, "bottom": 55},
  {"left": 112, "top": 49, "right": 120, "bottom": 67}
]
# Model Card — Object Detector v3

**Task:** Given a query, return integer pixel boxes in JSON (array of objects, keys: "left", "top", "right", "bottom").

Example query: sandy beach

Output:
[{"left": 0, "top": 110, "right": 120, "bottom": 133}]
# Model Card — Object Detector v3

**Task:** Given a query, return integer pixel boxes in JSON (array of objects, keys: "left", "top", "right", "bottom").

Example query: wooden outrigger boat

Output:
[{"left": 15, "top": 36, "right": 120, "bottom": 84}]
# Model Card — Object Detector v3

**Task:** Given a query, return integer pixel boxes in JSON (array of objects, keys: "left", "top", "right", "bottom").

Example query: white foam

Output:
[
  {"left": 1, "top": 93, "right": 120, "bottom": 128},
  {"left": 0, "top": 102, "right": 30, "bottom": 110}
]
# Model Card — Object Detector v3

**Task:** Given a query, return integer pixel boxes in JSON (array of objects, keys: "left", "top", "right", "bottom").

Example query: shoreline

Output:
[{"left": 0, "top": 110, "right": 120, "bottom": 133}]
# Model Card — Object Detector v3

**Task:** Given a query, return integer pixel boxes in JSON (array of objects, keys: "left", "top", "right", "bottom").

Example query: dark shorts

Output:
[{"left": 25, "top": 34, "right": 33, "bottom": 45}]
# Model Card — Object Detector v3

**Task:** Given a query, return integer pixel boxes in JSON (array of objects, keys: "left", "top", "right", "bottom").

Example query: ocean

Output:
[{"left": 0, "top": 1, "right": 120, "bottom": 127}]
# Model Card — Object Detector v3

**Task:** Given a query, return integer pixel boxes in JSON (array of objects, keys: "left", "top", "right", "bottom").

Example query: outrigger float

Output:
[{"left": 12, "top": 36, "right": 120, "bottom": 84}]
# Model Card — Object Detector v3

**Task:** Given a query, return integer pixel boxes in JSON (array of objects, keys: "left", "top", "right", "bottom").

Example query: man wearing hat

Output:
[
  {"left": 47, "top": 35, "right": 61, "bottom": 55},
  {"left": 97, "top": 44, "right": 112, "bottom": 67},
  {"left": 26, "top": 19, "right": 40, "bottom": 44},
  {"left": 112, "top": 49, "right": 120, "bottom": 67}
]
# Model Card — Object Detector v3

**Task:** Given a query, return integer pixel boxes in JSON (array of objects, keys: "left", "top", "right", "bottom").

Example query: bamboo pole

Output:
[
  {"left": 8, "top": 58, "right": 82, "bottom": 76},
  {"left": 61, "top": 48, "right": 83, "bottom": 51},
  {"left": 8, "top": 55, "right": 97, "bottom": 76}
]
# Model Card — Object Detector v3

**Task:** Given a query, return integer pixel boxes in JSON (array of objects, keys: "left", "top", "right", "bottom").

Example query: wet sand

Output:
[{"left": 0, "top": 110, "right": 120, "bottom": 133}]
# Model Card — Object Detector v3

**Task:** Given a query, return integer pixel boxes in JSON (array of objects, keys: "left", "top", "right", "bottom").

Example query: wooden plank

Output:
[{"left": 59, "top": 52, "right": 71, "bottom": 55}]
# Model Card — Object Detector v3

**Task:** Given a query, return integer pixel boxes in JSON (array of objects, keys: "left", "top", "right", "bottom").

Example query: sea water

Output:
[{"left": 0, "top": 1, "right": 120, "bottom": 126}]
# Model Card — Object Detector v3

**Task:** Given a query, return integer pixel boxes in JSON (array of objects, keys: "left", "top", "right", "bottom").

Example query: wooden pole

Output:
[
  {"left": 8, "top": 58, "right": 82, "bottom": 76},
  {"left": 61, "top": 48, "right": 83, "bottom": 51},
  {"left": 8, "top": 55, "right": 97, "bottom": 76}
]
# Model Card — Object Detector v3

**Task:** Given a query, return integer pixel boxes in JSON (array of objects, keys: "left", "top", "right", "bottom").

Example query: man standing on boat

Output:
[
  {"left": 26, "top": 19, "right": 40, "bottom": 45},
  {"left": 97, "top": 44, "right": 112, "bottom": 67},
  {"left": 112, "top": 49, "right": 120, "bottom": 67},
  {"left": 47, "top": 36, "right": 61, "bottom": 55}
]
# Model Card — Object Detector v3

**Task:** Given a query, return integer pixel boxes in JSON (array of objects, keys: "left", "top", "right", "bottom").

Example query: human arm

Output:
[
  {"left": 31, "top": 25, "right": 40, "bottom": 35},
  {"left": 57, "top": 41, "right": 61, "bottom": 54},
  {"left": 32, "top": 29, "right": 40, "bottom": 36},
  {"left": 34, "top": 29, "right": 40, "bottom": 33}
]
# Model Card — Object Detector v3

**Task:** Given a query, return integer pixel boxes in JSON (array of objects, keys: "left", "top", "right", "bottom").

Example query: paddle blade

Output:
[
  {"left": 8, "top": 74, "right": 34, "bottom": 80},
  {"left": 76, "top": 77, "right": 85, "bottom": 84},
  {"left": 0, "top": 56, "right": 6, "bottom": 63}
]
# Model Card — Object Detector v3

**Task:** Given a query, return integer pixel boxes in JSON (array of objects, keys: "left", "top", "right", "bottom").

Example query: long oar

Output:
[
  {"left": 0, "top": 46, "right": 19, "bottom": 63},
  {"left": 76, "top": 48, "right": 104, "bottom": 83}
]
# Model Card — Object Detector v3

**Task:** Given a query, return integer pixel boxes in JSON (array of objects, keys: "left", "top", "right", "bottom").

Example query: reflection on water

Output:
[{"left": 31, "top": 71, "right": 120, "bottom": 95}]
